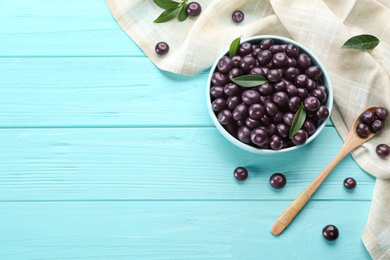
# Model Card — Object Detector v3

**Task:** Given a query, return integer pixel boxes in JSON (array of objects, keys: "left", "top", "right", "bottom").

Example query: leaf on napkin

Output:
[
  {"left": 178, "top": 2, "right": 188, "bottom": 22},
  {"left": 228, "top": 36, "right": 242, "bottom": 58},
  {"left": 342, "top": 34, "right": 380, "bottom": 50},
  {"left": 231, "top": 75, "right": 268, "bottom": 88},
  {"left": 289, "top": 103, "right": 306, "bottom": 139},
  {"left": 154, "top": 6, "right": 181, "bottom": 23},
  {"left": 153, "top": 0, "right": 181, "bottom": 9}
]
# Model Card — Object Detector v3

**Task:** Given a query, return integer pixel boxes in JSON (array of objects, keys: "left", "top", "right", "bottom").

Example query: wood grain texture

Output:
[
  {"left": 0, "top": 127, "right": 374, "bottom": 201},
  {"left": 0, "top": 201, "right": 372, "bottom": 260},
  {"left": 0, "top": 0, "right": 141, "bottom": 57},
  {"left": 0, "top": 57, "right": 333, "bottom": 128}
]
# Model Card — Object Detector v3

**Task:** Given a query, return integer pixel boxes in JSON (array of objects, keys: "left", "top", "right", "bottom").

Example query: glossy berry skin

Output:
[
  {"left": 250, "top": 67, "right": 265, "bottom": 76},
  {"left": 304, "top": 96, "right": 320, "bottom": 112},
  {"left": 316, "top": 105, "right": 329, "bottom": 120},
  {"left": 233, "top": 104, "right": 248, "bottom": 121},
  {"left": 234, "top": 167, "right": 248, "bottom": 181},
  {"left": 375, "top": 107, "right": 388, "bottom": 120},
  {"left": 284, "top": 67, "right": 300, "bottom": 81},
  {"left": 273, "top": 81, "right": 287, "bottom": 92},
  {"left": 231, "top": 56, "right": 241, "bottom": 68},
  {"left": 286, "top": 84, "right": 298, "bottom": 97},
  {"left": 226, "top": 95, "right": 241, "bottom": 111},
  {"left": 251, "top": 128, "right": 268, "bottom": 146},
  {"left": 218, "top": 56, "right": 232, "bottom": 74},
  {"left": 289, "top": 96, "right": 301, "bottom": 113},
  {"left": 310, "top": 89, "right": 327, "bottom": 103},
  {"left": 238, "top": 43, "right": 252, "bottom": 56},
  {"left": 259, "top": 39, "right": 274, "bottom": 50},
  {"left": 245, "top": 117, "right": 260, "bottom": 129},
  {"left": 291, "top": 129, "right": 308, "bottom": 145},
  {"left": 297, "top": 53, "right": 312, "bottom": 70},
  {"left": 295, "top": 74, "right": 308, "bottom": 88},
  {"left": 265, "top": 102, "right": 278, "bottom": 116},
  {"left": 360, "top": 110, "right": 375, "bottom": 124},
  {"left": 376, "top": 144, "right": 390, "bottom": 158},
  {"left": 218, "top": 109, "right": 232, "bottom": 125},
  {"left": 283, "top": 112, "right": 295, "bottom": 126},
  {"left": 276, "top": 123, "right": 289, "bottom": 138},
  {"left": 240, "top": 55, "right": 256, "bottom": 71},
  {"left": 371, "top": 119, "right": 385, "bottom": 133},
  {"left": 267, "top": 69, "right": 282, "bottom": 82},
  {"left": 238, "top": 126, "right": 252, "bottom": 144},
  {"left": 242, "top": 90, "right": 260, "bottom": 105},
  {"left": 248, "top": 103, "right": 265, "bottom": 119},
  {"left": 224, "top": 83, "right": 240, "bottom": 96},
  {"left": 269, "top": 173, "right": 286, "bottom": 189},
  {"left": 232, "top": 10, "right": 244, "bottom": 23},
  {"left": 322, "top": 225, "right": 339, "bottom": 241},
  {"left": 258, "top": 83, "right": 274, "bottom": 96},
  {"left": 272, "top": 52, "right": 288, "bottom": 68},
  {"left": 356, "top": 123, "right": 370, "bottom": 137},
  {"left": 210, "top": 86, "right": 225, "bottom": 98},
  {"left": 285, "top": 44, "right": 299, "bottom": 58},
  {"left": 257, "top": 50, "right": 273, "bottom": 66},
  {"left": 212, "top": 72, "right": 228, "bottom": 86},
  {"left": 272, "top": 91, "right": 289, "bottom": 109},
  {"left": 155, "top": 42, "right": 169, "bottom": 55},
  {"left": 297, "top": 88, "right": 309, "bottom": 101},
  {"left": 305, "top": 66, "right": 322, "bottom": 81},
  {"left": 211, "top": 98, "right": 226, "bottom": 112},
  {"left": 303, "top": 120, "right": 316, "bottom": 136},
  {"left": 270, "top": 135, "right": 283, "bottom": 150},
  {"left": 344, "top": 177, "right": 357, "bottom": 190},
  {"left": 186, "top": 2, "right": 201, "bottom": 17},
  {"left": 228, "top": 68, "right": 243, "bottom": 80}
]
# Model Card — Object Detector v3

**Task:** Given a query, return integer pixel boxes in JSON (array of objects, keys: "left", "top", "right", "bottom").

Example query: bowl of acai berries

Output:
[{"left": 207, "top": 35, "right": 333, "bottom": 154}]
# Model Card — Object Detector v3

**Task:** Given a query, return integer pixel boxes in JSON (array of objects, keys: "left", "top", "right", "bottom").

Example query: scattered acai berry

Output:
[
  {"left": 269, "top": 173, "right": 286, "bottom": 189},
  {"left": 322, "top": 225, "right": 339, "bottom": 241},
  {"left": 155, "top": 42, "right": 169, "bottom": 55},
  {"left": 376, "top": 144, "right": 390, "bottom": 158},
  {"left": 209, "top": 38, "right": 330, "bottom": 150},
  {"left": 234, "top": 167, "right": 248, "bottom": 181},
  {"left": 343, "top": 177, "right": 357, "bottom": 190},
  {"left": 232, "top": 10, "right": 244, "bottom": 23},
  {"left": 186, "top": 2, "right": 201, "bottom": 17}
]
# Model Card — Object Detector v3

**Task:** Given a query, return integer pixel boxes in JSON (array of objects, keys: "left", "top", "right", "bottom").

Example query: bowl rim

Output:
[{"left": 206, "top": 35, "right": 334, "bottom": 154}]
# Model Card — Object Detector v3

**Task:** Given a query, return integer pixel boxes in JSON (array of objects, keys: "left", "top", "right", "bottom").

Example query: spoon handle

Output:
[{"left": 270, "top": 144, "right": 352, "bottom": 236}]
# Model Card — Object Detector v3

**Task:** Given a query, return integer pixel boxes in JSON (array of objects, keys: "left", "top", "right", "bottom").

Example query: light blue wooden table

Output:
[{"left": 0, "top": 1, "right": 375, "bottom": 259}]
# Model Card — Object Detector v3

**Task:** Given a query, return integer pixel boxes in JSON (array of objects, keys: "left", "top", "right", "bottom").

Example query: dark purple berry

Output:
[
  {"left": 360, "top": 110, "right": 375, "bottom": 124},
  {"left": 155, "top": 42, "right": 169, "bottom": 55},
  {"left": 269, "top": 45, "right": 284, "bottom": 54},
  {"left": 233, "top": 104, "right": 248, "bottom": 121},
  {"left": 238, "top": 126, "right": 252, "bottom": 144},
  {"left": 270, "top": 135, "right": 283, "bottom": 150},
  {"left": 242, "top": 90, "right": 260, "bottom": 105},
  {"left": 286, "top": 84, "right": 298, "bottom": 97},
  {"left": 186, "top": 2, "right": 201, "bottom": 17},
  {"left": 284, "top": 67, "right": 300, "bottom": 81},
  {"left": 295, "top": 74, "right": 308, "bottom": 88},
  {"left": 371, "top": 119, "right": 385, "bottom": 133},
  {"left": 297, "top": 88, "right": 309, "bottom": 100},
  {"left": 257, "top": 50, "right": 273, "bottom": 66},
  {"left": 240, "top": 55, "right": 256, "bottom": 71},
  {"left": 273, "top": 111, "right": 284, "bottom": 123},
  {"left": 272, "top": 52, "right": 288, "bottom": 68},
  {"left": 303, "top": 120, "right": 316, "bottom": 136},
  {"left": 306, "top": 79, "right": 316, "bottom": 91},
  {"left": 265, "top": 102, "right": 278, "bottom": 116},
  {"left": 234, "top": 167, "right": 248, "bottom": 181},
  {"left": 289, "top": 96, "right": 301, "bottom": 112},
  {"left": 322, "top": 225, "right": 339, "bottom": 241},
  {"left": 231, "top": 56, "right": 241, "bottom": 68},
  {"left": 291, "top": 129, "right": 308, "bottom": 145},
  {"left": 251, "top": 127, "right": 268, "bottom": 146},
  {"left": 316, "top": 105, "right": 329, "bottom": 120},
  {"left": 344, "top": 177, "right": 357, "bottom": 190},
  {"left": 267, "top": 69, "right": 282, "bottom": 82},
  {"left": 224, "top": 83, "right": 240, "bottom": 96},
  {"left": 272, "top": 91, "right": 289, "bottom": 109},
  {"left": 250, "top": 67, "right": 265, "bottom": 76},
  {"left": 252, "top": 48, "right": 262, "bottom": 57},
  {"left": 376, "top": 144, "right": 390, "bottom": 158},
  {"left": 269, "top": 173, "right": 286, "bottom": 189},
  {"left": 228, "top": 68, "right": 243, "bottom": 79},
  {"left": 226, "top": 95, "right": 241, "bottom": 111},
  {"left": 285, "top": 44, "right": 299, "bottom": 58},
  {"left": 211, "top": 98, "right": 226, "bottom": 112},
  {"left": 276, "top": 123, "right": 289, "bottom": 138},
  {"left": 283, "top": 112, "right": 295, "bottom": 126},
  {"left": 218, "top": 109, "right": 233, "bottom": 125},
  {"left": 245, "top": 117, "right": 260, "bottom": 129},
  {"left": 232, "top": 10, "right": 244, "bottom": 23},
  {"left": 310, "top": 89, "right": 327, "bottom": 103},
  {"left": 356, "top": 123, "right": 370, "bottom": 137},
  {"left": 238, "top": 43, "right": 252, "bottom": 56},
  {"left": 249, "top": 103, "right": 265, "bottom": 119},
  {"left": 218, "top": 56, "right": 232, "bottom": 74},
  {"left": 210, "top": 86, "right": 225, "bottom": 98},
  {"left": 258, "top": 83, "right": 274, "bottom": 96},
  {"left": 260, "top": 115, "right": 271, "bottom": 126},
  {"left": 259, "top": 39, "right": 274, "bottom": 50},
  {"left": 286, "top": 57, "right": 297, "bottom": 67},
  {"left": 297, "top": 53, "right": 312, "bottom": 70},
  {"left": 273, "top": 80, "right": 287, "bottom": 92},
  {"left": 316, "top": 85, "right": 328, "bottom": 95},
  {"left": 268, "top": 124, "right": 276, "bottom": 136},
  {"left": 304, "top": 96, "right": 320, "bottom": 112},
  {"left": 305, "top": 66, "right": 323, "bottom": 81},
  {"left": 375, "top": 107, "right": 388, "bottom": 120},
  {"left": 212, "top": 72, "right": 228, "bottom": 86}
]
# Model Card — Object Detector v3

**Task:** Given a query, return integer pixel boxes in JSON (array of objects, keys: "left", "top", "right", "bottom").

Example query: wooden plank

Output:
[
  {"left": 0, "top": 127, "right": 374, "bottom": 201},
  {"left": 0, "top": 201, "right": 372, "bottom": 259},
  {"left": 0, "top": 0, "right": 142, "bottom": 57},
  {"left": 0, "top": 57, "right": 333, "bottom": 127}
]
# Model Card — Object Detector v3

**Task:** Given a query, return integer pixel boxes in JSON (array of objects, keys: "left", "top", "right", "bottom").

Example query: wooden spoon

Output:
[{"left": 271, "top": 106, "right": 379, "bottom": 236}]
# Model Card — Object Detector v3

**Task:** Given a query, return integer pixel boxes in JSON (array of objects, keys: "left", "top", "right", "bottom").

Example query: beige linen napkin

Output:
[{"left": 106, "top": 0, "right": 390, "bottom": 258}]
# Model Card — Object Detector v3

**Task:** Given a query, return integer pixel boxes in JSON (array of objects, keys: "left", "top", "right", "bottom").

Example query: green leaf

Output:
[
  {"left": 153, "top": 0, "right": 181, "bottom": 9},
  {"left": 289, "top": 103, "right": 307, "bottom": 139},
  {"left": 153, "top": 7, "right": 180, "bottom": 23},
  {"left": 341, "top": 34, "right": 380, "bottom": 50},
  {"left": 231, "top": 75, "right": 268, "bottom": 88},
  {"left": 228, "top": 36, "right": 242, "bottom": 58},
  {"left": 178, "top": 3, "right": 188, "bottom": 22}
]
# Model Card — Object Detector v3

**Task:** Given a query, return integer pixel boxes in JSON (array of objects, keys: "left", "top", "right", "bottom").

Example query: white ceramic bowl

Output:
[{"left": 207, "top": 35, "right": 333, "bottom": 154}]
